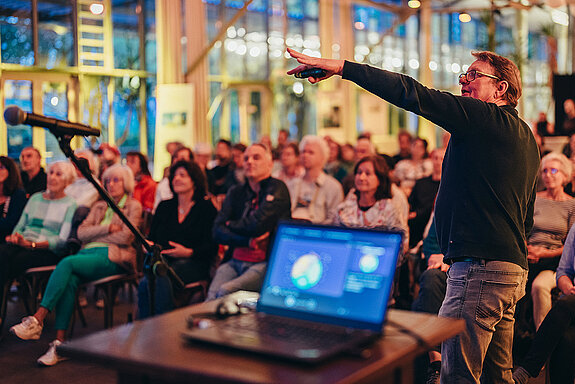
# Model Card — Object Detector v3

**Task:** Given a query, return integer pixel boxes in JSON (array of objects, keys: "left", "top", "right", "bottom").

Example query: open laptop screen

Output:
[{"left": 257, "top": 222, "right": 403, "bottom": 332}]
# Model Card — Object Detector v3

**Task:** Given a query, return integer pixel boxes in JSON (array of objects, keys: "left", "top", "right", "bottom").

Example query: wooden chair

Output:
[{"left": 0, "top": 265, "right": 57, "bottom": 335}]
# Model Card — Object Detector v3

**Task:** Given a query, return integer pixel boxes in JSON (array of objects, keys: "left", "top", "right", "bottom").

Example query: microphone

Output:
[
  {"left": 4, "top": 106, "right": 100, "bottom": 137},
  {"left": 294, "top": 68, "right": 327, "bottom": 79}
]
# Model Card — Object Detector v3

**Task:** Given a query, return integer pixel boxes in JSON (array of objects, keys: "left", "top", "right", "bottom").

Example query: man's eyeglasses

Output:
[
  {"left": 542, "top": 168, "right": 559, "bottom": 175},
  {"left": 458, "top": 70, "right": 501, "bottom": 84}
]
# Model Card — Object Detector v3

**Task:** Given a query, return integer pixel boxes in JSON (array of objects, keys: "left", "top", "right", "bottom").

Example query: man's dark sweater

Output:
[
  {"left": 21, "top": 168, "right": 47, "bottom": 197},
  {"left": 343, "top": 61, "right": 540, "bottom": 269}
]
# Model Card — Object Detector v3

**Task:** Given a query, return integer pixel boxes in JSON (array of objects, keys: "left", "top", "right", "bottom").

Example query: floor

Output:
[
  {"left": 1, "top": 286, "right": 134, "bottom": 384},
  {"left": 0, "top": 286, "right": 548, "bottom": 384}
]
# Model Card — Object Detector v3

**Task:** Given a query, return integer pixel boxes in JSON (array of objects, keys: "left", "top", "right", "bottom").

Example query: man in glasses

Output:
[{"left": 287, "top": 49, "right": 540, "bottom": 384}]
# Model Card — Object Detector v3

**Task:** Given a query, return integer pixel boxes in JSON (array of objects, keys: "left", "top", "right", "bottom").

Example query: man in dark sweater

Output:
[
  {"left": 207, "top": 143, "right": 291, "bottom": 300},
  {"left": 20, "top": 146, "right": 47, "bottom": 198},
  {"left": 288, "top": 48, "right": 540, "bottom": 383}
]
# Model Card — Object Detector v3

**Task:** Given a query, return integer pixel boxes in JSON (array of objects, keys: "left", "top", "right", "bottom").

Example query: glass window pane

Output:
[
  {"left": 112, "top": 0, "right": 141, "bottom": 69},
  {"left": 42, "top": 82, "right": 69, "bottom": 162},
  {"left": 82, "top": 76, "right": 111, "bottom": 144},
  {"left": 38, "top": 0, "right": 75, "bottom": 68},
  {"left": 0, "top": 0, "right": 34, "bottom": 65},
  {"left": 146, "top": 78, "right": 156, "bottom": 160},
  {"left": 144, "top": 0, "right": 156, "bottom": 73},
  {"left": 113, "top": 76, "right": 141, "bottom": 155},
  {"left": 4, "top": 80, "right": 33, "bottom": 159}
]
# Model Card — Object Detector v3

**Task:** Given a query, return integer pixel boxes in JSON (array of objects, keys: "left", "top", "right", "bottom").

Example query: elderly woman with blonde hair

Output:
[
  {"left": 0, "top": 161, "right": 77, "bottom": 321},
  {"left": 10, "top": 164, "right": 142, "bottom": 366},
  {"left": 527, "top": 152, "right": 575, "bottom": 330}
]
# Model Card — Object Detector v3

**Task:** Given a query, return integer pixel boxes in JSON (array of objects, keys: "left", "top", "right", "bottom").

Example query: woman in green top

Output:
[{"left": 10, "top": 164, "right": 142, "bottom": 367}]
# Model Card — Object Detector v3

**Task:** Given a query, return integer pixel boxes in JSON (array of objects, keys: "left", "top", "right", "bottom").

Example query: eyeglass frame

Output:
[
  {"left": 458, "top": 70, "right": 501, "bottom": 85},
  {"left": 541, "top": 167, "right": 560, "bottom": 176}
]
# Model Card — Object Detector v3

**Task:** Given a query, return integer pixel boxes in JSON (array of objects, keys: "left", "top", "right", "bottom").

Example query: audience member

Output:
[
  {"left": 10, "top": 164, "right": 142, "bottom": 366},
  {"left": 193, "top": 143, "right": 212, "bottom": 173},
  {"left": 0, "top": 156, "right": 27, "bottom": 243},
  {"left": 0, "top": 161, "right": 77, "bottom": 323},
  {"left": 355, "top": 136, "right": 375, "bottom": 160},
  {"left": 272, "top": 142, "right": 304, "bottom": 191},
  {"left": 207, "top": 139, "right": 236, "bottom": 198},
  {"left": 273, "top": 129, "right": 289, "bottom": 159},
  {"left": 126, "top": 151, "right": 157, "bottom": 213},
  {"left": 64, "top": 149, "right": 100, "bottom": 209},
  {"left": 231, "top": 143, "right": 247, "bottom": 185},
  {"left": 19, "top": 146, "right": 47, "bottom": 198},
  {"left": 393, "top": 130, "right": 412, "bottom": 164},
  {"left": 394, "top": 137, "right": 432, "bottom": 197},
  {"left": 153, "top": 146, "right": 194, "bottom": 212},
  {"left": 325, "top": 140, "right": 348, "bottom": 182},
  {"left": 526, "top": 153, "right": 575, "bottom": 331},
  {"left": 563, "top": 99, "right": 575, "bottom": 136},
  {"left": 138, "top": 161, "right": 218, "bottom": 317},
  {"left": 162, "top": 141, "right": 185, "bottom": 178},
  {"left": 408, "top": 147, "right": 445, "bottom": 249},
  {"left": 290, "top": 135, "right": 343, "bottom": 224},
  {"left": 534, "top": 111, "right": 553, "bottom": 137},
  {"left": 333, "top": 155, "right": 409, "bottom": 252},
  {"left": 513, "top": 223, "right": 575, "bottom": 384},
  {"left": 97, "top": 143, "right": 121, "bottom": 177},
  {"left": 207, "top": 144, "right": 290, "bottom": 300}
]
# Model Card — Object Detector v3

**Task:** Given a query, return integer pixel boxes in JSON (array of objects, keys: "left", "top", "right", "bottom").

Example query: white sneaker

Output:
[
  {"left": 37, "top": 339, "right": 68, "bottom": 366},
  {"left": 10, "top": 316, "right": 43, "bottom": 340}
]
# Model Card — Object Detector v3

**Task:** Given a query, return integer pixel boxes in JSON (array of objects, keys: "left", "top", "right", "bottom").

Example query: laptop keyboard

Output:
[{"left": 221, "top": 314, "right": 354, "bottom": 348}]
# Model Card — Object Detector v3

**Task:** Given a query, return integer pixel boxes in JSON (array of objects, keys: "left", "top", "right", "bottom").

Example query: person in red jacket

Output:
[{"left": 126, "top": 151, "right": 157, "bottom": 213}]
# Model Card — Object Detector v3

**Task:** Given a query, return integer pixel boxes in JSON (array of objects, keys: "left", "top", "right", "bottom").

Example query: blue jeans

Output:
[
  {"left": 439, "top": 259, "right": 527, "bottom": 384},
  {"left": 206, "top": 259, "right": 267, "bottom": 301}
]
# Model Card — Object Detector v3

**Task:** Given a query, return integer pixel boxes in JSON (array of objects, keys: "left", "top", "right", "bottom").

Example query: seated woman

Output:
[
  {"left": 334, "top": 155, "right": 409, "bottom": 252},
  {"left": 126, "top": 151, "right": 157, "bottom": 214},
  {"left": 0, "top": 156, "right": 27, "bottom": 243},
  {"left": 393, "top": 137, "right": 432, "bottom": 197},
  {"left": 527, "top": 153, "right": 575, "bottom": 331},
  {"left": 138, "top": 161, "right": 218, "bottom": 318},
  {"left": 10, "top": 164, "right": 142, "bottom": 366},
  {"left": 513, "top": 223, "right": 575, "bottom": 384},
  {"left": 0, "top": 161, "right": 77, "bottom": 321}
]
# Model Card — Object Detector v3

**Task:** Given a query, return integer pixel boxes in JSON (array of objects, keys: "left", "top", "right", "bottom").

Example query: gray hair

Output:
[
  {"left": 541, "top": 152, "right": 572, "bottom": 185},
  {"left": 299, "top": 135, "right": 330, "bottom": 167},
  {"left": 48, "top": 161, "right": 77, "bottom": 186},
  {"left": 102, "top": 164, "right": 135, "bottom": 194}
]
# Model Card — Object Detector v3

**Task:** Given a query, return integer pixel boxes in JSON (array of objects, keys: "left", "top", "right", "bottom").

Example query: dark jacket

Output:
[
  {"left": 343, "top": 61, "right": 540, "bottom": 269},
  {"left": 0, "top": 188, "right": 27, "bottom": 242},
  {"left": 213, "top": 177, "right": 291, "bottom": 257}
]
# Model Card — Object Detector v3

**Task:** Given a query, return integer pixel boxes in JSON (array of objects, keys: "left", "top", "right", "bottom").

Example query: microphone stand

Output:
[{"left": 54, "top": 133, "right": 183, "bottom": 316}]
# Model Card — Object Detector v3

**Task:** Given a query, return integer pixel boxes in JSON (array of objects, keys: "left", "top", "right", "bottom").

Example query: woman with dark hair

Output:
[
  {"left": 334, "top": 155, "right": 409, "bottom": 251},
  {"left": 0, "top": 156, "right": 27, "bottom": 243},
  {"left": 126, "top": 151, "right": 157, "bottom": 213},
  {"left": 394, "top": 137, "right": 433, "bottom": 197},
  {"left": 138, "top": 161, "right": 218, "bottom": 318}
]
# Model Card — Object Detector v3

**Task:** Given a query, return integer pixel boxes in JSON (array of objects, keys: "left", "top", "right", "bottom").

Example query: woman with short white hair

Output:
[
  {"left": 528, "top": 152, "right": 575, "bottom": 330},
  {"left": 0, "top": 161, "right": 78, "bottom": 325},
  {"left": 10, "top": 164, "right": 142, "bottom": 366}
]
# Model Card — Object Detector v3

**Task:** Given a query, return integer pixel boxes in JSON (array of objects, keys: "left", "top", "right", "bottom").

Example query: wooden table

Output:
[{"left": 59, "top": 293, "right": 464, "bottom": 384}]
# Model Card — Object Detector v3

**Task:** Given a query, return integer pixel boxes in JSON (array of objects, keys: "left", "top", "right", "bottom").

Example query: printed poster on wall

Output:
[{"left": 153, "top": 83, "right": 194, "bottom": 180}]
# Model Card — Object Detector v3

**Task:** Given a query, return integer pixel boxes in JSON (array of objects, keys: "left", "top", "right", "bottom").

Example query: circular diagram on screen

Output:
[
  {"left": 291, "top": 253, "right": 323, "bottom": 289},
  {"left": 359, "top": 254, "right": 379, "bottom": 273}
]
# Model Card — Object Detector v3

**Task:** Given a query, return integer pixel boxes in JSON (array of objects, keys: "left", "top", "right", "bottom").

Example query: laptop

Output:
[{"left": 181, "top": 221, "right": 403, "bottom": 363}]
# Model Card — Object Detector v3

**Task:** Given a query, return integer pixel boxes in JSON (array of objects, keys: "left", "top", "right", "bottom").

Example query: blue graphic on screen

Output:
[
  {"left": 268, "top": 239, "right": 350, "bottom": 297},
  {"left": 260, "top": 224, "right": 402, "bottom": 326},
  {"left": 291, "top": 252, "right": 323, "bottom": 289}
]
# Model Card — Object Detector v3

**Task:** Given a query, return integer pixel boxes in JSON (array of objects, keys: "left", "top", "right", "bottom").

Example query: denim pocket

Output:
[{"left": 475, "top": 280, "right": 519, "bottom": 331}]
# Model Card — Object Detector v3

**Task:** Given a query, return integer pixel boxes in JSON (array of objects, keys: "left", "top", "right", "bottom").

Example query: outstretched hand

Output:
[{"left": 286, "top": 48, "right": 345, "bottom": 84}]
